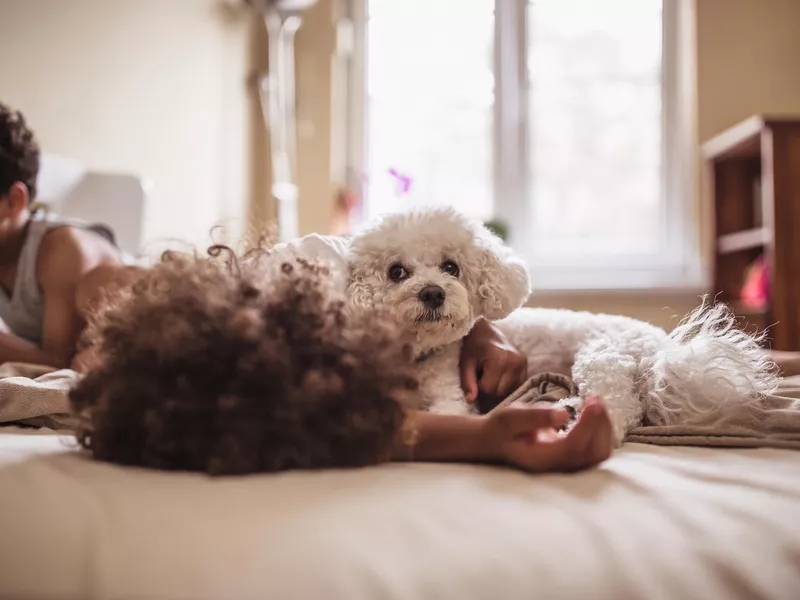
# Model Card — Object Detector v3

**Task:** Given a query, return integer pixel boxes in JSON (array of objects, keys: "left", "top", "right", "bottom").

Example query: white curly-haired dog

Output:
[{"left": 346, "top": 207, "right": 778, "bottom": 446}]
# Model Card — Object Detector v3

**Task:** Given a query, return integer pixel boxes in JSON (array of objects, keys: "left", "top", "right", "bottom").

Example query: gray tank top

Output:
[{"left": 0, "top": 211, "right": 118, "bottom": 346}]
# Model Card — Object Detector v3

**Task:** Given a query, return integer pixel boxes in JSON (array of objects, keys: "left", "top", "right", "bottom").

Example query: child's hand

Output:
[
  {"left": 480, "top": 396, "right": 612, "bottom": 472},
  {"left": 460, "top": 317, "right": 528, "bottom": 404}
]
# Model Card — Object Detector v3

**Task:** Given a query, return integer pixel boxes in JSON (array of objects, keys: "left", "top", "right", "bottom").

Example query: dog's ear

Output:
[{"left": 471, "top": 230, "right": 531, "bottom": 320}]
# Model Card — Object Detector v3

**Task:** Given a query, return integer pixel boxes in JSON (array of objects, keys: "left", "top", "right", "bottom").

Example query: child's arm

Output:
[
  {"left": 0, "top": 226, "right": 88, "bottom": 367},
  {"left": 396, "top": 397, "right": 612, "bottom": 473},
  {"left": 0, "top": 227, "right": 119, "bottom": 368},
  {"left": 0, "top": 330, "right": 64, "bottom": 367}
]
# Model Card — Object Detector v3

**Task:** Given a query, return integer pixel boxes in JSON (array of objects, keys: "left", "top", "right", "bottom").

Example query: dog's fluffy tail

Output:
[{"left": 643, "top": 299, "right": 779, "bottom": 427}]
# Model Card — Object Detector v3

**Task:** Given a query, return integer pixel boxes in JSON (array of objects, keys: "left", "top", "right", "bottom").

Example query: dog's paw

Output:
[
  {"left": 554, "top": 396, "right": 583, "bottom": 421},
  {"left": 559, "top": 396, "right": 625, "bottom": 448}
]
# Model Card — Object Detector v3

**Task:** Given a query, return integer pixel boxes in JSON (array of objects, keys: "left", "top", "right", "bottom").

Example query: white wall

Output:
[{"left": 0, "top": 0, "right": 255, "bottom": 249}]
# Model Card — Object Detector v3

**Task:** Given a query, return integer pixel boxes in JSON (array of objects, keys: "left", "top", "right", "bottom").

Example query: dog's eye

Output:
[
  {"left": 441, "top": 260, "right": 460, "bottom": 278},
  {"left": 388, "top": 264, "right": 409, "bottom": 282}
]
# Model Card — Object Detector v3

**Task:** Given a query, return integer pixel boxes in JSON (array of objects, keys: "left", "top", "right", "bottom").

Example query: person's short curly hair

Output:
[
  {"left": 0, "top": 102, "right": 40, "bottom": 199},
  {"left": 70, "top": 244, "right": 417, "bottom": 475}
]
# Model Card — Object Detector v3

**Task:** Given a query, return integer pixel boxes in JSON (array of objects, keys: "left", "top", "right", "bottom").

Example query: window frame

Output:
[{"left": 347, "top": 0, "right": 704, "bottom": 292}]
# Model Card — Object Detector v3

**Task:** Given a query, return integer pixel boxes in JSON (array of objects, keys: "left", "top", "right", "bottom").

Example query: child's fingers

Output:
[
  {"left": 502, "top": 400, "right": 610, "bottom": 473},
  {"left": 500, "top": 405, "right": 570, "bottom": 433},
  {"left": 459, "top": 358, "right": 480, "bottom": 402},
  {"left": 564, "top": 413, "right": 596, "bottom": 469},
  {"left": 496, "top": 370, "right": 519, "bottom": 400},
  {"left": 535, "top": 427, "right": 560, "bottom": 443},
  {"left": 581, "top": 398, "right": 611, "bottom": 467},
  {"left": 566, "top": 397, "right": 612, "bottom": 468},
  {"left": 588, "top": 399, "right": 613, "bottom": 461},
  {"left": 511, "top": 435, "right": 569, "bottom": 472},
  {"left": 478, "top": 365, "right": 502, "bottom": 397}
]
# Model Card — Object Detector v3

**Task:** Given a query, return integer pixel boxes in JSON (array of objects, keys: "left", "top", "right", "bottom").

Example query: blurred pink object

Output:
[
  {"left": 330, "top": 186, "right": 359, "bottom": 235},
  {"left": 740, "top": 256, "right": 770, "bottom": 310},
  {"left": 388, "top": 168, "right": 413, "bottom": 196}
]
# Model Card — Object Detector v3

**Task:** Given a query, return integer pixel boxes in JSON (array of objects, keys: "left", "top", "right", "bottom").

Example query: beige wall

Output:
[
  {"left": 247, "top": 15, "right": 276, "bottom": 234},
  {"left": 695, "top": 0, "right": 800, "bottom": 261},
  {"left": 0, "top": 0, "right": 344, "bottom": 247},
  {"left": 0, "top": 0, "right": 259, "bottom": 249},
  {"left": 696, "top": 0, "right": 800, "bottom": 143},
  {"left": 294, "top": 0, "right": 344, "bottom": 236}
]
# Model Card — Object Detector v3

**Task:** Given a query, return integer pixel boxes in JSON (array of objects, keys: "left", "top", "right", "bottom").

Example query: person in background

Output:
[{"left": 0, "top": 102, "right": 122, "bottom": 368}]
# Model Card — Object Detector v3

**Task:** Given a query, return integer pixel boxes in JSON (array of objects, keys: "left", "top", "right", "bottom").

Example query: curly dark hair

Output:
[
  {"left": 70, "top": 244, "right": 417, "bottom": 475},
  {"left": 0, "top": 102, "right": 40, "bottom": 199}
]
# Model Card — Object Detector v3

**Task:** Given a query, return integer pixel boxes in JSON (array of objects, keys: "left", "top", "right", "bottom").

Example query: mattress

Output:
[{"left": 0, "top": 429, "right": 798, "bottom": 600}]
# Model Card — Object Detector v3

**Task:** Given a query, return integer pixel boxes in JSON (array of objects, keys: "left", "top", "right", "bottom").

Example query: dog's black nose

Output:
[{"left": 419, "top": 285, "right": 446, "bottom": 309}]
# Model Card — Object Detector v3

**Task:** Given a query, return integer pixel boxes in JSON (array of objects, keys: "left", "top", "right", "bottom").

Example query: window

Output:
[
  {"left": 364, "top": 0, "right": 495, "bottom": 220},
  {"left": 527, "top": 0, "right": 662, "bottom": 257},
  {"left": 351, "top": 0, "right": 699, "bottom": 290}
]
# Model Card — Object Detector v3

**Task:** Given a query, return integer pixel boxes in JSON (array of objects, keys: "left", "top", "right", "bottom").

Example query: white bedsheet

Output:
[{"left": 0, "top": 429, "right": 798, "bottom": 600}]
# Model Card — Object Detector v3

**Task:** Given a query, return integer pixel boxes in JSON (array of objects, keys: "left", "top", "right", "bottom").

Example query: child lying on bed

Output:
[
  {"left": 0, "top": 102, "right": 123, "bottom": 368},
  {"left": 73, "top": 238, "right": 615, "bottom": 474}
]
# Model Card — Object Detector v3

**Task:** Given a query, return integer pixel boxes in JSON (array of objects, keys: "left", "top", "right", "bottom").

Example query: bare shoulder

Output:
[{"left": 37, "top": 226, "right": 120, "bottom": 286}]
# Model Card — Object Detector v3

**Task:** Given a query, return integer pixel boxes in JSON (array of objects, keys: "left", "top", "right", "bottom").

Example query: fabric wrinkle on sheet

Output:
[
  {"left": 627, "top": 375, "right": 800, "bottom": 449},
  {"left": 0, "top": 362, "right": 77, "bottom": 429}
]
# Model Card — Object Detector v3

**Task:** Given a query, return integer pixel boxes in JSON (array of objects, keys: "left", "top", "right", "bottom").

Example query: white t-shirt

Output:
[{"left": 271, "top": 234, "right": 350, "bottom": 289}]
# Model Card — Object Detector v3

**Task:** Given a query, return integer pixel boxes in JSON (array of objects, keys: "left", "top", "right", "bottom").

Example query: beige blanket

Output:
[
  {"left": 628, "top": 376, "right": 800, "bottom": 450},
  {"left": 0, "top": 362, "right": 799, "bottom": 450},
  {"left": 0, "top": 362, "right": 79, "bottom": 430}
]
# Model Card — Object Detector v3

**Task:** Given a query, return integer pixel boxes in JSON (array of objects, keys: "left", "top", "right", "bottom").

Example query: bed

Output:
[{"left": 0, "top": 420, "right": 798, "bottom": 600}]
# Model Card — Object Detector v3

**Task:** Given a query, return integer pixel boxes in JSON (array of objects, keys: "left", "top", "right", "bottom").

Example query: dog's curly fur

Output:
[
  {"left": 70, "top": 244, "right": 417, "bottom": 475},
  {"left": 347, "top": 207, "right": 779, "bottom": 446}
]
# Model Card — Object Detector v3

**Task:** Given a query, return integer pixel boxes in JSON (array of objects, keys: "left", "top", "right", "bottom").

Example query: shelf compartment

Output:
[{"left": 717, "top": 227, "right": 771, "bottom": 254}]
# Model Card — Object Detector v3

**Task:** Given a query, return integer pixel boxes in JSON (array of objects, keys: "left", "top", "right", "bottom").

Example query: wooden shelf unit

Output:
[
  {"left": 704, "top": 115, "right": 800, "bottom": 350},
  {"left": 716, "top": 227, "right": 771, "bottom": 255}
]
